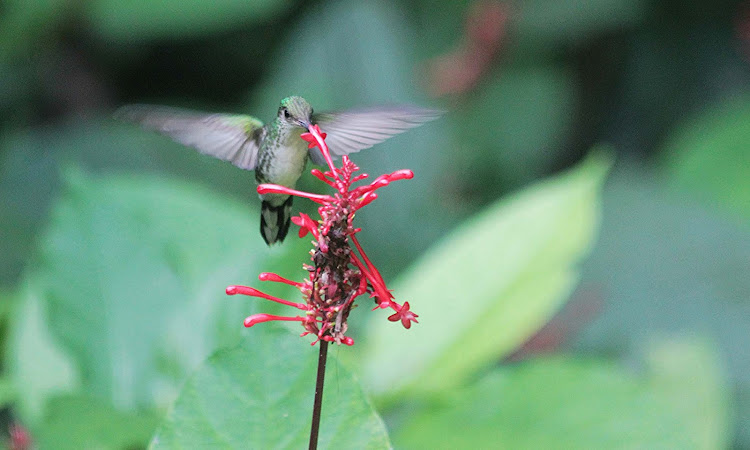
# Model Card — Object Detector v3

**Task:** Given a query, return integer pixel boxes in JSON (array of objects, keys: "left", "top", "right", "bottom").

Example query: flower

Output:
[{"left": 227, "top": 124, "right": 418, "bottom": 345}]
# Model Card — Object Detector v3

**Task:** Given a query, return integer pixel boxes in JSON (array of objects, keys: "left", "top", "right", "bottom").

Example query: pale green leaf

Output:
[{"left": 359, "top": 152, "right": 612, "bottom": 398}]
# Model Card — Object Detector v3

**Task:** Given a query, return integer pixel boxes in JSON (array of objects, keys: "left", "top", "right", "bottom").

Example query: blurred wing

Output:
[
  {"left": 309, "top": 105, "right": 443, "bottom": 165},
  {"left": 115, "top": 104, "right": 264, "bottom": 170}
]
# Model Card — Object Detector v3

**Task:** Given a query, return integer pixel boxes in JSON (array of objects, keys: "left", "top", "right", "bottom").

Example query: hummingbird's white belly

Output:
[{"left": 257, "top": 132, "right": 309, "bottom": 205}]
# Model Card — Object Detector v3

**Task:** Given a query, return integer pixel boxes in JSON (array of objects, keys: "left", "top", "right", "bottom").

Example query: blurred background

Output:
[{"left": 1, "top": 0, "right": 749, "bottom": 448}]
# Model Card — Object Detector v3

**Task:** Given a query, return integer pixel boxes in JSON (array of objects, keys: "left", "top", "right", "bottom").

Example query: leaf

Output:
[
  {"left": 0, "top": 0, "right": 71, "bottom": 58},
  {"left": 35, "top": 394, "right": 160, "bottom": 450},
  {"left": 359, "top": 151, "right": 612, "bottom": 398},
  {"left": 85, "top": 0, "right": 291, "bottom": 42},
  {"left": 151, "top": 327, "right": 391, "bottom": 449},
  {"left": 661, "top": 92, "right": 750, "bottom": 222},
  {"left": 6, "top": 284, "right": 79, "bottom": 423},
  {"left": 0, "top": 377, "right": 17, "bottom": 409},
  {"left": 514, "top": 0, "right": 648, "bottom": 49},
  {"left": 452, "top": 63, "right": 577, "bottom": 190},
  {"left": 572, "top": 161, "right": 750, "bottom": 446},
  {"left": 395, "top": 338, "right": 728, "bottom": 449},
  {"left": 10, "top": 168, "right": 308, "bottom": 421}
]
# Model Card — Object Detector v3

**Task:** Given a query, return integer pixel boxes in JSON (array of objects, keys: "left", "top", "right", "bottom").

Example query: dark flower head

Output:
[{"left": 227, "top": 124, "right": 418, "bottom": 345}]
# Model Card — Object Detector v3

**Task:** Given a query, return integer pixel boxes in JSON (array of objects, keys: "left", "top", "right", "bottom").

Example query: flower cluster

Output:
[{"left": 226, "top": 124, "right": 418, "bottom": 345}]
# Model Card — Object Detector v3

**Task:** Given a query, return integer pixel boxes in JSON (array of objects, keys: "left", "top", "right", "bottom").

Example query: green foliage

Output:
[
  {"left": 35, "top": 394, "right": 160, "bottom": 450},
  {"left": 0, "top": 0, "right": 746, "bottom": 446},
  {"left": 395, "top": 338, "right": 727, "bottom": 449},
  {"left": 359, "top": 152, "right": 612, "bottom": 398},
  {"left": 7, "top": 169, "right": 306, "bottom": 434},
  {"left": 514, "top": 0, "right": 648, "bottom": 49},
  {"left": 7, "top": 285, "right": 79, "bottom": 422},
  {"left": 662, "top": 93, "right": 750, "bottom": 222},
  {"left": 152, "top": 328, "right": 391, "bottom": 449},
  {"left": 86, "top": 0, "right": 292, "bottom": 42},
  {"left": 573, "top": 162, "right": 750, "bottom": 444},
  {"left": 453, "top": 64, "right": 577, "bottom": 188},
  {"left": 0, "top": 377, "right": 16, "bottom": 410}
]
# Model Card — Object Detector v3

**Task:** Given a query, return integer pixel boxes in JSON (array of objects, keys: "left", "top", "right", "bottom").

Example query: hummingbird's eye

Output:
[{"left": 282, "top": 108, "right": 291, "bottom": 119}]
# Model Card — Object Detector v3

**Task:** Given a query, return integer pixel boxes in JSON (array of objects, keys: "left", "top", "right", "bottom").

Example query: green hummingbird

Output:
[{"left": 116, "top": 96, "right": 441, "bottom": 245}]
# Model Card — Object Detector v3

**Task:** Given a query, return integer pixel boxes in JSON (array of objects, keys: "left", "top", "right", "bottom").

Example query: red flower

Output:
[
  {"left": 388, "top": 302, "right": 419, "bottom": 329},
  {"left": 226, "top": 123, "right": 417, "bottom": 345}
]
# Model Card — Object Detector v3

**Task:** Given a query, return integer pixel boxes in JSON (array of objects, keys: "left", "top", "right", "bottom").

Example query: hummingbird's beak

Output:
[{"left": 299, "top": 119, "right": 312, "bottom": 130}]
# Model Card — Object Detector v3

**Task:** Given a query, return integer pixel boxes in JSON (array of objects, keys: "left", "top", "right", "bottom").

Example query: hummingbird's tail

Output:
[{"left": 260, "top": 196, "right": 293, "bottom": 245}]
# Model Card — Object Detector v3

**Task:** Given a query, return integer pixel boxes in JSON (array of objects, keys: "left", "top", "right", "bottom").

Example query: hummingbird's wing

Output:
[
  {"left": 309, "top": 105, "right": 443, "bottom": 165},
  {"left": 115, "top": 104, "right": 264, "bottom": 170}
]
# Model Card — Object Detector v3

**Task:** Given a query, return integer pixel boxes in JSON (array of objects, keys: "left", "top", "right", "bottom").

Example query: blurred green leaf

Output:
[
  {"left": 662, "top": 92, "right": 750, "bottom": 222},
  {"left": 36, "top": 394, "right": 159, "bottom": 450},
  {"left": 572, "top": 160, "right": 750, "bottom": 446},
  {"left": 395, "top": 337, "right": 728, "bottom": 449},
  {"left": 152, "top": 327, "right": 391, "bottom": 449},
  {"left": 0, "top": 0, "right": 72, "bottom": 58},
  {"left": 11, "top": 168, "right": 307, "bottom": 419},
  {"left": 86, "top": 0, "right": 291, "bottom": 42},
  {"left": 359, "top": 151, "right": 612, "bottom": 399},
  {"left": 0, "top": 377, "right": 17, "bottom": 409},
  {"left": 514, "top": 0, "right": 648, "bottom": 50},
  {"left": 452, "top": 63, "right": 577, "bottom": 191},
  {"left": 7, "top": 284, "right": 79, "bottom": 423}
]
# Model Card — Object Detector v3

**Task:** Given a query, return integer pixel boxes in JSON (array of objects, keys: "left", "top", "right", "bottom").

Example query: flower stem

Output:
[{"left": 308, "top": 340, "right": 329, "bottom": 450}]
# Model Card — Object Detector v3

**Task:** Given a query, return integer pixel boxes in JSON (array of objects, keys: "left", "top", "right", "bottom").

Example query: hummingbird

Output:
[{"left": 116, "top": 96, "right": 441, "bottom": 245}]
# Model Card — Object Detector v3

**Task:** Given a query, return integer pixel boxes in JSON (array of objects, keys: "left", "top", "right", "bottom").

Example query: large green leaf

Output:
[
  {"left": 395, "top": 338, "right": 728, "bottom": 449},
  {"left": 9, "top": 168, "right": 308, "bottom": 422},
  {"left": 152, "top": 327, "right": 391, "bottom": 449},
  {"left": 35, "top": 394, "right": 160, "bottom": 450},
  {"left": 358, "top": 152, "right": 611, "bottom": 398},
  {"left": 661, "top": 93, "right": 750, "bottom": 222},
  {"left": 86, "top": 0, "right": 291, "bottom": 42}
]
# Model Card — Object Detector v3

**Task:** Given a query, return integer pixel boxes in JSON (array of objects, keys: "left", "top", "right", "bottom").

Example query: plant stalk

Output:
[{"left": 308, "top": 340, "right": 329, "bottom": 450}]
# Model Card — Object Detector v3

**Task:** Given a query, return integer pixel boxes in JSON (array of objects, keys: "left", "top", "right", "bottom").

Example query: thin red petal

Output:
[
  {"left": 244, "top": 314, "right": 305, "bottom": 327},
  {"left": 226, "top": 285, "right": 308, "bottom": 310},
  {"left": 257, "top": 184, "right": 332, "bottom": 204},
  {"left": 258, "top": 272, "right": 303, "bottom": 287},
  {"left": 357, "top": 192, "right": 378, "bottom": 209},
  {"left": 304, "top": 125, "right": 337, "bottom": 179}
]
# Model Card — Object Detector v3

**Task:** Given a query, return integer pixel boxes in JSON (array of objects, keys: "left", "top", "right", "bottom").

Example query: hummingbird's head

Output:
[{"left": 278, "top": 96, "right": 313, "bottom": 130}]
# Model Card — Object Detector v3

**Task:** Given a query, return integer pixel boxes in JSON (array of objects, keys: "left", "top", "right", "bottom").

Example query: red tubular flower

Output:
[{"left": 226, "top": 122, "right": 417, "bottom": 345}]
